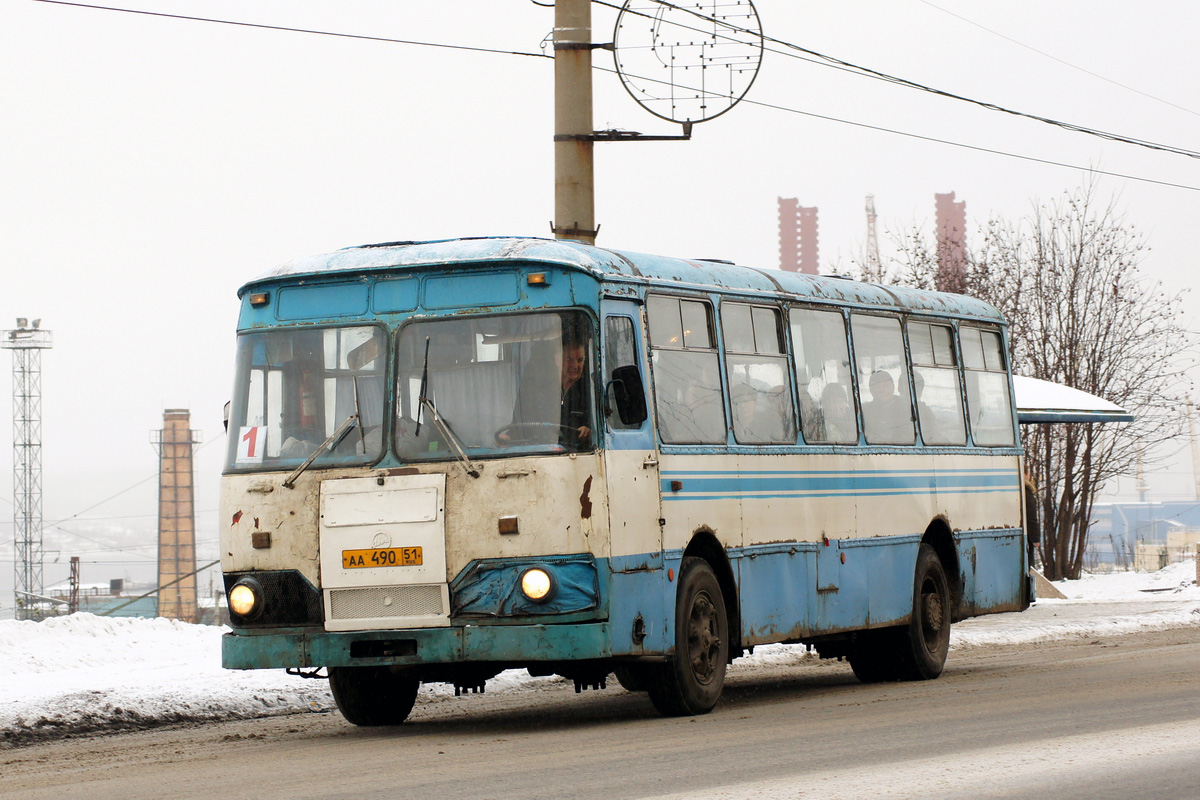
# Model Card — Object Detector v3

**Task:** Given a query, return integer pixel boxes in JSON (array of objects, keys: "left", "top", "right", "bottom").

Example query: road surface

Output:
[{"left": 3, "top": 626, "right": 1199, "bottom": 799}]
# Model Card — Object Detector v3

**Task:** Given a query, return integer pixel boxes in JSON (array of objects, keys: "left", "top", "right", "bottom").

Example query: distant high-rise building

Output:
[
  {"left": 935, "top": 192, "right": 967, "bottom": 293},
  {"left": 778, "top": 197, "right": 819, "bottom": 274}
]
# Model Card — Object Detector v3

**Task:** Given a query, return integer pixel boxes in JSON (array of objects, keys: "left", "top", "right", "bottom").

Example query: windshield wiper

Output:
[
  {"left": 282, "top": 413, "right": 358, "bottom": 489},
  {"left": 419, "top": 398, "right": 481, "bottom": 479},
  {"left": 416, "top": 336, "right": 481, "bottom": 479}
]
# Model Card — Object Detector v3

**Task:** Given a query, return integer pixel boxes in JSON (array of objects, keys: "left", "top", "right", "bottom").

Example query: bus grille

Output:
[{"left": 328, "top": 585, "right": 445, "bottom": 620}]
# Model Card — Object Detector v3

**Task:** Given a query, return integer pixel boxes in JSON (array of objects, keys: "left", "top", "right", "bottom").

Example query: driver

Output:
[
  {"left": 559, "top": 339, "right": 591, "bottom": 448},
  {"left": 501, "top": 336, "right": 592, "bottom": 449}
]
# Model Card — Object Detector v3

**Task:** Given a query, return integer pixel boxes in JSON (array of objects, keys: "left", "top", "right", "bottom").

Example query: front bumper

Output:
[{"left": 223, "top": 621, "right": 612, "bottom": 670}]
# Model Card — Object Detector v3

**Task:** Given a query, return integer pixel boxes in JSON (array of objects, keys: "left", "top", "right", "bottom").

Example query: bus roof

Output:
[{"left": 246, "top": 236, "right": 1005, "bottom": 322}]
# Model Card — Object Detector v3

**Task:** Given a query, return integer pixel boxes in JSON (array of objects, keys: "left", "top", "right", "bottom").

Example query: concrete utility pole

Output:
[
  {"left": 3, "top": 319, "right": 52, "bottom": 621},
  {"left": 552, "top": 0, "right": 597, "bottom": 245}
]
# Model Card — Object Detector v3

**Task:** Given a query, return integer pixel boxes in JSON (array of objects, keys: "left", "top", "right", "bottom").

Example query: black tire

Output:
[
  {"left": 895, "top": 543, "right": 952, "bottom": 681},
  {"left": 328, "top": 666, "right": 419, "bottom": 726},
  {"left": 613, "top": 664, "right": 651, "bottom": 693},
  {"left": 647, "top": 558, "right": 729, "bottom": 716},
  {"left": 848, "top": 628, "right": 902, "bottom": 683}
]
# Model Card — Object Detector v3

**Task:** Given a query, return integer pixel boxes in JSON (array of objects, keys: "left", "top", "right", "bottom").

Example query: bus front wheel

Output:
[
  {"left": 328, "top": 666, "right": 419, "bottom": 726},
  {"left": 647, "top": 557, "right": 729, "bottom": 716}
]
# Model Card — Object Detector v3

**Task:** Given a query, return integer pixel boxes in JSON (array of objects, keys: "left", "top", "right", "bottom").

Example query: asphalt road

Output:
[{"left": 4, "top": 626, "right": 1199, "bottom": 799}]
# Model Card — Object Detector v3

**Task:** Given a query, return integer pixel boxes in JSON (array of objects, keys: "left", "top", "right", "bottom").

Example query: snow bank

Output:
[{"left": 2, "top": 564, "right": 1196, "bottom": 746}]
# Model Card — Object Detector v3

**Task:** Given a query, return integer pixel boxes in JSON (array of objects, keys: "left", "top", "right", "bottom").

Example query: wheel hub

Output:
[{"left": 688, "top": 593, "right": 722, "bottom": 683}]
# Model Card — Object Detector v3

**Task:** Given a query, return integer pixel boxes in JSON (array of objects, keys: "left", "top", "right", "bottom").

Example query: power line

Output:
[
  {"left": 914, "top": 0, "right": 1200, "bottom": 119},
  {"left": 605, "top": 0, "right": 1200, "bottom": 161},
  {"left": 24, "top": 0, "right": 1199, "bottom": 190},
  {"left": 25, "top": 0, "right": 552, "bottom": 59},
  {"left": 591, "top": 61, "right": 1200, "bottom": 193}
]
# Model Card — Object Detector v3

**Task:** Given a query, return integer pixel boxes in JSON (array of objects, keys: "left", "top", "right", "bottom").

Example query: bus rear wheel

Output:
[
  {"left": 848, "top": 629, "right": 901, "bottom": 683},
  {"left": 647, "top": 558, "right": 729, "bottom": 717},
  {"left": 328, "top": 666, "right": 419, "bottom": 726},
  {"left": 896, "top": 543, "right": 952, "bottom": 680}
]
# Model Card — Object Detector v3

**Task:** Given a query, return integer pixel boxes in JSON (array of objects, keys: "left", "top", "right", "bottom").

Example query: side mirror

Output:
[
  {"left": 607, "top": 365, "right": 648, "bottom": 426},
  {"left": 223, "top": 400, "right": 231, "bottom": 433}
]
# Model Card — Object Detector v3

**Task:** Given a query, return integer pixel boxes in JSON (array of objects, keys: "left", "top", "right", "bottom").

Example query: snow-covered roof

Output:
[{"left": 243, "top": 237, "right": 1006, "bottom": 322}]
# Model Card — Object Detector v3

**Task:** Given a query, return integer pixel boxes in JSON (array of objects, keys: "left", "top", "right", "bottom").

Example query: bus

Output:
[{"left": 221, "top": 236, "right": 1032, "bottom": 724}]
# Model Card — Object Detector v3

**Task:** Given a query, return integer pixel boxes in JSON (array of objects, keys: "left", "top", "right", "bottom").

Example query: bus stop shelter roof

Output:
[{"left": 1013, "top": 375, "right": 1133, "bottom": 424}]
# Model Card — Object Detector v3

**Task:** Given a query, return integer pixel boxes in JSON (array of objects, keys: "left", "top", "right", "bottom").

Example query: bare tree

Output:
[{"left": 870, "top": 184, "right": 1192, "bottom": 580}]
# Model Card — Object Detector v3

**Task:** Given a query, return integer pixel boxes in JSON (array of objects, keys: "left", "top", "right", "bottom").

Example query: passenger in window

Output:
[
  {"left": 913, "top": 372, "right": 945, "bottom": 444},
  {"left": 797, "top": 380, "right": 822, "bottom": 442},
  {"left": 819, "top": 383, "right": 855, "bottom": 442},
  {"left": 864, "top": 371, "right": 911, "bottom": 443},
  {"left": 732, "top": 381, "right": 791, "bottom": 443}
]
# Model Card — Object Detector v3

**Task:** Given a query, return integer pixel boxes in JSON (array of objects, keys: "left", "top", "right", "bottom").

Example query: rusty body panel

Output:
[{"left": 221, "top": 455, "right": 609, "bottom": 591}]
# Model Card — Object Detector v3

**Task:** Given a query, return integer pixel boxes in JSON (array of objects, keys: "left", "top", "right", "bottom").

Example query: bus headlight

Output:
[
  {"left": 519, "top": 567, "right": 556, "bottom": 603},
  {"left": 228, "top": 580, "right": 262, "bottom": 619}
]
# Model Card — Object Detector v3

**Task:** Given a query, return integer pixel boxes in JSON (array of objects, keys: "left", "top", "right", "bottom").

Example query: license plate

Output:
[{"left": 342, "top": 547, "right": 423, "bottom": 569}]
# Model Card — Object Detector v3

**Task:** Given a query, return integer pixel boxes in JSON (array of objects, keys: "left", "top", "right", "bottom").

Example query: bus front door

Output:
[{"left": 600, "top": 300, "right": 666, "bottom": 655}]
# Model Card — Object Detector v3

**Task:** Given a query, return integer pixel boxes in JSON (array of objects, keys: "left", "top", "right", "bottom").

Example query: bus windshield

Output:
[
  {"left": 395, "top": 311, "right": 594, "bottom": 461},
  {"left": 224, "top": 325, "right": 387, "bottom": 472}
]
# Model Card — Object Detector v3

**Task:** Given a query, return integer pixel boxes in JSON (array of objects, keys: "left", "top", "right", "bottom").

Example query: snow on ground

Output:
[{"left": 2, "top": 562, "right": 1197, "bottom": 746}]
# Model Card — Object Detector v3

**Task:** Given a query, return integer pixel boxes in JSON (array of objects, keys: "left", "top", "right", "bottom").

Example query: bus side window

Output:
[
  {"left": 721, "top": 302, "right": 795, "bottom": 444},
  {"left": 789, "top": 307, "right": 857, "bottom": 444},
  {"left": 604, "top": 316, "right": 647, "bottom": 430},
  {"left": 962, "top": 326, "right": 1016, "bottom": 446},
  {"left": 647, "top": 295, "right": 725, "bottom": 444},
  {"left": 908, "top": 321, "right": 967, "bottom": 445},
  {"left": 851, "top": 314, "right": 916, "bottom": 445}
]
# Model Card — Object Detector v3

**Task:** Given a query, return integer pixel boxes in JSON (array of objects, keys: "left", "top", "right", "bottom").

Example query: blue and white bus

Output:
[{"left": 221, "top": 237, "right": 1031, "bottom": 724}]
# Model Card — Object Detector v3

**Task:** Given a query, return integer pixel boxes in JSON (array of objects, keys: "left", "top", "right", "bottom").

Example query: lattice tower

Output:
[
  {"left": 865, "top": 195, "right": 881, "bottom": 276},
  {"left": 2, "top": 319, "right": 52, "bottom": 621}
]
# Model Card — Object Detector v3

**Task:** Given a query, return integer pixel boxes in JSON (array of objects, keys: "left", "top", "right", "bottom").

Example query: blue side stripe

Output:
[
  {"left": 661, "top": 468, "right": 1016, "bottom": 477},
  {"left": 663, "top": 487, "right": 1019, "bottom": 502},
  {"left": 658, "top": 469, "right": 1020, "bottom": 499},
  {"left": 661, "top": 475, "right": 1016, "bottom": 492}
]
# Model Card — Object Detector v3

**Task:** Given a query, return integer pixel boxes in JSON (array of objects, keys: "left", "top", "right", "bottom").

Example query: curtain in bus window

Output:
[
  {"left": 225, "top": 325, "right": 386, "bottom": 472},
  {"left": 908, "top": 321, "right": 967, "bottom": 445},
  {"left": 962, "top": 327, "right": 1015, "bottom": 446},
  {"left": 394, "top": 312, "right": 594, "bottom": 458},
  {"left": 789, "top": 308, "right": 856, "bottom": 444},
  {"left": 851, "top": 314, "right": 915, "bottom": 445},
  {"left": 722, "top": 303, "right": 795, "bottom": 444}
]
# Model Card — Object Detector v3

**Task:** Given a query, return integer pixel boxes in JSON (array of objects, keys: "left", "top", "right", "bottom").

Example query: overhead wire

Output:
[
  {"left": 26, "top": 0, "right": 553, "bottom": 59},
  {"left": 0, "top": 433, "right": 222, "bottom": 555},
  {"left": 588, "top": 61, "right": 1200, "bottom": 193},
  {"left": 914, "top": 0, "right": 1200, "bottom": 119},
  {"left": 600, "top": 0, "right": 1200, "bottom": 160},
  {"left": 13, "top": 2, "right": 1200, "bottom": 191}
]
